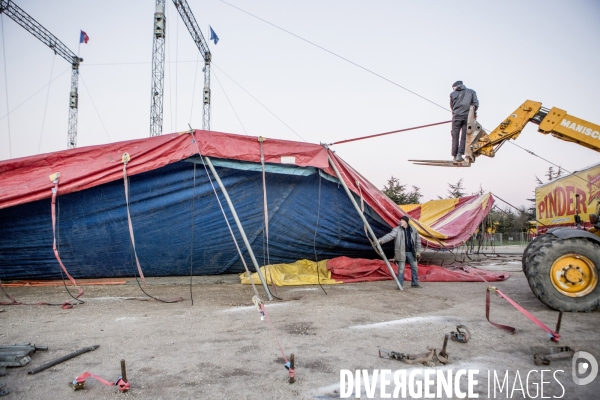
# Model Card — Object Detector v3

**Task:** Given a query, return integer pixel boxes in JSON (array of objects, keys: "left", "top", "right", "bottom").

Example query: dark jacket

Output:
[
  {"left": 450, "top": 85, "right": 478, "bottom": 119},
  {"left": 379, "top": 224, "right": 422, "bottom": 263}
]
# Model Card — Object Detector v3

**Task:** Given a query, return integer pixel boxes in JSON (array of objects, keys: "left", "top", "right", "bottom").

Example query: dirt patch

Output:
[
  {"left": 1, "top": 252, "right": 599, "bottom": 398},
  {"left": 283, "top": 322, "right": 317, "bottom": 336}
]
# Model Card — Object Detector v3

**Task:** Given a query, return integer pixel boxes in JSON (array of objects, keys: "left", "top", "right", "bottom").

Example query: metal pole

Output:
[
  {"left": 150, "top": 0, "right": 166, "bottom": 137},
  {"left": 202, "top": 57, "right": 211, "bottom": 130},
  {"left": 327, "top": 154, "right": 403, "bottom": 290},
  {"left": 67, "top": 61, "right": 80, "bottom": 148},
  {"left": 204, "top": 156, "right": 273, "bottom": 300},
  {"left": 28, "top": 345, "right": 100, "bottom": 375}
]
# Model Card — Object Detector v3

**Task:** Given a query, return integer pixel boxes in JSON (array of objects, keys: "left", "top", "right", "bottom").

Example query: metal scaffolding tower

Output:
[
  {"left": 171, "top": 0, "right": 211, "bottom": 131},
  {"left": 1, "top": 0, "right": 82, "bottom": 148},
  {"left": 149, "top": 0, "right": 166, "bottom": 137},
  {"left": 150, "top": 0, "right": 212, "bottom": 136}
]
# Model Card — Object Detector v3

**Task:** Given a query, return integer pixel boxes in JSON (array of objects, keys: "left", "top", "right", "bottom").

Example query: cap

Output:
[
  {"left": 400, "top": 215, "right": 410, "bottom": 223},
  {"left": 452, "top": 80, "right": 463, "bottom": 87}
]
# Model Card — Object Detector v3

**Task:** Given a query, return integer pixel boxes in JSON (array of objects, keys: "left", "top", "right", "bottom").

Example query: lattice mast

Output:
[
  {"left": 0, "top": 0, "right": 82, "bottom": 148},
  {"left": 149, "top": 0, "right": 166, "bottom": 137},
  {"left": 172, "top": 0, "right": 212, "bottom": 130}
]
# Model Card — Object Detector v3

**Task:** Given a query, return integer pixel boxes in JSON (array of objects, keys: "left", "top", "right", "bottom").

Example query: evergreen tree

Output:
[
  {"left": 382, "top": 177, "right": 422, "bottom": 204},
  {"left": 545, "top": 167, "right": 555, "bottom": 182},
  {"left": 382, "top": 176, "right": 406, "bottom": 204},
  {"left": 555, "top": 166, "right": 563, "bottom": 179},
  {"left": 447, "top": 178, "right": 466, "bottom": 198},
  {"left": 406, "top": 186, "right": 423, "bottom": 204}
]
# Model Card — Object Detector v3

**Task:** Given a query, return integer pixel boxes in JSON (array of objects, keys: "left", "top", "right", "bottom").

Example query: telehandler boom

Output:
[{"left": 413, "top": 100, "right": 600, "bottom": 311}]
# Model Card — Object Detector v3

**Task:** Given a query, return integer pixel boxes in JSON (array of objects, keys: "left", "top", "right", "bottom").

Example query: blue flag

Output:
[{"left": 209, "top": 26, "right": 219, "bottom": 45}]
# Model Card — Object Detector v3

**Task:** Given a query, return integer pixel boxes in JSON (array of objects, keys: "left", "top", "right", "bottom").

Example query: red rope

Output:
[
  {"left": 123, "top": 164, "right": 146, "bottom": 284},
  {"left": 486, "top": 287, "right": 560, "bottom": 341},
  {"left": 260, "top": 303, "right": 288, "bottom": 364},
  {"left": 2, "top": 182, "right": 84, "bottom": 308},
  {"left": 331, "top": 120, "right": 452, "bottom": 145},
  {"left": 73, "top": 372, "right": 130, "bottom": 392},
  {"left": 51, "top": 182, "right": 84, "bottom": 309}
]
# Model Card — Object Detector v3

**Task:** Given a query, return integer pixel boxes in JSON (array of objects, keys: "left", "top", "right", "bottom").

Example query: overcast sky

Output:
[{"left": 1, "top": 0, "right": 599, "bottom": 207}]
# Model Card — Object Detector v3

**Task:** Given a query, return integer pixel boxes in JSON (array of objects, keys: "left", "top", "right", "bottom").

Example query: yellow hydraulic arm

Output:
[{"left": 469, "top": 100, "right": 600, "bottom": 160}]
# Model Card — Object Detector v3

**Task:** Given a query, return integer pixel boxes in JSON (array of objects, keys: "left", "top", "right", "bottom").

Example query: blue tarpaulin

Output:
[{"left": 0, "top": 157, "right": 390, "bottom": 279}]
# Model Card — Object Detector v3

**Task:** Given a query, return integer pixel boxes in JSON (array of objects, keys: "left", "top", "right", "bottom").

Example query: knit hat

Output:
[
  {"left": 452, "top": 80, "right": 463, "bottom": 87},
  {"left": 400, "top": 215, "right": 409, "bottom": 223}
]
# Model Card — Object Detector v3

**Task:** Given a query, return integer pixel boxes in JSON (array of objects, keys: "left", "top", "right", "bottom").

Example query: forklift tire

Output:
[
  {"left": 526, "top": 237, "right": 600, "bottom": 312},
  {"left": 522, "top": 234, "right": 558, "bottom": 272}
]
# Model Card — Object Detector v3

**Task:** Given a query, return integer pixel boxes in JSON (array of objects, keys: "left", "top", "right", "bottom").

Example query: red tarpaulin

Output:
[
  {"left": 0, "top": 129, "right": 492, "bottom": 249},
  {"left": 328, "top": 256, "right": 509, "bottom": 283}
]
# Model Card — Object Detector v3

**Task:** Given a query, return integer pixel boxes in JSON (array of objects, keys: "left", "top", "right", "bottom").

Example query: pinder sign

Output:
[{"left": 536, "top": 163, "right": 600, "bottom": 233}]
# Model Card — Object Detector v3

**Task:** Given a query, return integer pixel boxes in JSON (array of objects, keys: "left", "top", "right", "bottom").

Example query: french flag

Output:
[{"left": 80, "top": 30, "right": 89, "bottom": 44}]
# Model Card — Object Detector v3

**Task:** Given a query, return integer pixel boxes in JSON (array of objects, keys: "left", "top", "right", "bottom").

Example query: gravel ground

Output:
[{"left": 1, "top": 248, "right": 599, "bottom": 399}]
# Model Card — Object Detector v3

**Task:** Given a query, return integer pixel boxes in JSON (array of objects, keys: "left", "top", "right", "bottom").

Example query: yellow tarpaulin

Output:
[
  {"left": 240, "top": 259, "right": 341, "bottom": 286},
  {"left": 400, "top": 198, "right": 459, "bottom": 239},
  {"left": 399, "top": 193, "right": 493, "bottom": 241}
]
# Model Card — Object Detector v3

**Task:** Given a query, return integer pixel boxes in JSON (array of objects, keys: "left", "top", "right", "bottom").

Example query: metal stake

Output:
[
  {"left": 289, "top": 353, "right": 295, "bottom": 384},
  {"left": 327, "top": 155, "right": 403, "bottom": 290},
  {"left": 555, "top": 311, "right": 563, "bottom": 335},
  {"left": 120, "top": 359, "right": 128, "bottom": 383},
  {"left": 204, "top": 156, "right": 273, "bottom": 300}
]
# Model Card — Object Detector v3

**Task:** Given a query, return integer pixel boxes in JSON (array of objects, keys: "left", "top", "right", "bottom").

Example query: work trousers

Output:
[
  {"left": 451, "top": 117, "right": 468, "bottom": 156},
  {"left": 397, "top": 252, "right": 418, "bottom": 287}
]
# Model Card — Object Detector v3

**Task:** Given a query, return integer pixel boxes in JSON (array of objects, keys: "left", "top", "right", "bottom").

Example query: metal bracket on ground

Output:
[
  {"left": 379, "top": 334, "right": 452, "bottom": 365},
  {"left": 450, "top": 325, "right": 471, "bottom": 343},
  {"left": 533, "top": 346, "right": 574, "bottom": 366}
]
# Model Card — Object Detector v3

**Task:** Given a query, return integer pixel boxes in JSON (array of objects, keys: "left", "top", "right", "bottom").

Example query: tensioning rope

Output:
[
  {"left": 491, "top": 193, "right": 548, "bottom": 228},
  {"left": 212, "top": 68, "right": 248, "bottom": 135},
  {"left": 55, "top": 194, "right": 86, "bottom": 305},
  {"left": 258, "top": 137, "right": 278, "bottom": 296},
  {"left": 313, "top": 171, "right": 327, "bottom": 295},
  {"left": 212, "top": 62, "right": 306, "bottom": 142},
  {"left": 1, "top": 14, "right": 12, "bottom": 158},
  {"left": 0, "top": 67, "right": 69, "bottom": 123},
  {"left": 461, "top": 238, "right": 560, "bottom": 341},
  {"left": 189, "top": 161, "right": 197, "bottom": 305},
  {"left": 0, "top": 175, "right": 84, "bottom": 308},
  {"left": 37, "top": 53, "right": 56, "bottom": 154},
  {"left": 188, "top": 51, "right": 201, "bottom": 125},
  {"left": 122, "top": 155, "right": 183, "bottom": 303},
  {"left": 80, "top": 76, "right": 112, "bottom": 143},
  {"left": 219, "top": 0, "right": 450, "bottom": 113},
  {"left": 50, "top": 176, "right": 84, "bottom": 308},
  {"left": 122, "top": 156, "right": 146, "bottom": 284},
  {"left": 189, "top": 132, "right": 261, "bottom": 299},
  {"left": 221, "top": 0, "right": 588, "bottom": 181},
  {"left": 189, "top": 131, "right": 294, "bottom": 378},
  {"left": 331, "top": 120, "right": 452, "bottom": 146},
  {"left": 507, "top": 141, "right": 600, "bottom": 190}
]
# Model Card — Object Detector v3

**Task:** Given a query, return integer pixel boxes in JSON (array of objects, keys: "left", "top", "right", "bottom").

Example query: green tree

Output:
[
  {"left": 545, "top": 167, "right": 555, "bottom": 181},
  {"left": 447, "top": 178, "right": 466, "bottom": 198},
  {"left": 382, "top": 176, "right": 422, "bottom": 204},
  {"left": 406, "top": 186, "right": 423, "bottom": 204},
  {"left": 555, "top": 166, "right": 564, "bottom": 179},
  {"left": 489, "top": 205, "right": 532, "bottom": 235},
  {"left": 473, "top": 184, "right": 485, "bottom": 195},
  {"left": 544, "top": 166, "right": 565, "bottom": 182}
]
